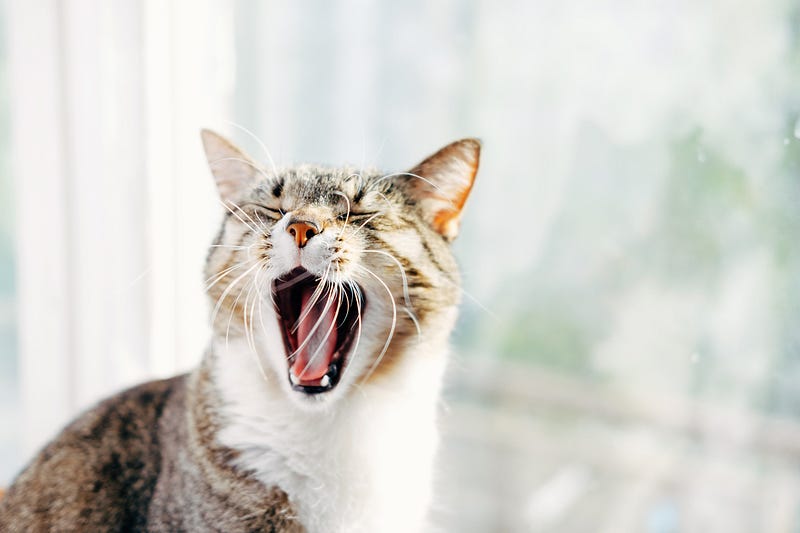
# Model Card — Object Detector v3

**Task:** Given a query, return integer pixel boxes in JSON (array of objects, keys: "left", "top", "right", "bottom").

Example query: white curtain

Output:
[
  {"left": 7, "top": 1, "right": 800, "bottom": 530},
  {"left": 9, "top": 0, "right": 233, "bottom": 456}
]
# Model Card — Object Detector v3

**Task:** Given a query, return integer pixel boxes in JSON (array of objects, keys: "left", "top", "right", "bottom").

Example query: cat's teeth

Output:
[
  {"left": 320, "top": 374, "right": 330, "bottom": 388},
  {"left": 289, "top": 371, "right": 300, "bottom": 385}
]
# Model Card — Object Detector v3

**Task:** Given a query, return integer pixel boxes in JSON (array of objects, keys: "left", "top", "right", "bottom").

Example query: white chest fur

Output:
[{"left": 212, "top": 337, "right": 448, "bottom": 533}]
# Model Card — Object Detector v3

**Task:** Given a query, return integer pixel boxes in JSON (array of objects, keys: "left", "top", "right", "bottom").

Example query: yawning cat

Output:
[{"left": 0, "top": 131, "right": 481, "bottom": 532}]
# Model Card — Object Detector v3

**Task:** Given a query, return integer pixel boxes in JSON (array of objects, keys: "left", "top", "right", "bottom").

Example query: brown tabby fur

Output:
[
  {"left": 0, "top": 358, "right": 303, "bottom": 532},
  {"left": 0, "top": 133, "right": 479, "bottom": 532}
]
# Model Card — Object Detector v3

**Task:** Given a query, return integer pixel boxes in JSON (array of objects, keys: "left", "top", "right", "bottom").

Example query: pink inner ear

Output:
[
  {"left": 413, "top": 140, "right": 480, "bottom": 240},
  {"left": 431, "top": 180, "right": 474, "bottom": 236},
  {"left": 201, "top": 129, "right": 259, "bottom": 203}
]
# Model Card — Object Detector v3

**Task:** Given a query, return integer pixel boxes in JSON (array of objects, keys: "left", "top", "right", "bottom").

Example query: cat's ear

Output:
[
  {"left": 405, "top": 138, "right": 481, "bottom": 241},
  {"left": 200, "top": 129, "right": 259, "bottom": 202}
]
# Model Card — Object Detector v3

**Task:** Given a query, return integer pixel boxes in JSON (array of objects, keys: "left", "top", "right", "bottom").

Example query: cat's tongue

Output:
[{"left": 291, "top": 286, "right": 338, "bottom": 381}]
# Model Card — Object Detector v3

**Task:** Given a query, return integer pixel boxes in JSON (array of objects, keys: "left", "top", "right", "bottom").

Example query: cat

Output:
[{"left": 0, "top": 130, "right": 481, "bottom": 532}]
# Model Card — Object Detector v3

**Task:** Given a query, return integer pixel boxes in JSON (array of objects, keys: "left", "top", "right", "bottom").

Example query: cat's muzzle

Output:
[{"left": 272, "top": 267, "right": 363, "bottom": 395}]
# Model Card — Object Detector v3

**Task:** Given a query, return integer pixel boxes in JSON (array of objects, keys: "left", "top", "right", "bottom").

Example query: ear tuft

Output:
[
  {"left": 406, "top": 138, "right": 481, "bottom": 241},
  {"left": 200, "top": 129, "right": 260, "bottom": 203}
]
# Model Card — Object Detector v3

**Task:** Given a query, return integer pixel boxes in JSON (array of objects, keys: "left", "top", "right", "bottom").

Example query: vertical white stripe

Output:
[
  {"left": 331, "top": 0, "right": 379, "bottom": 165},
  {"left": 62, "top": 0, "right": 111, "bottom": 411},
  {"left": 102, "top": 1, "right": 149, "bottom": 394},
  {"left": 143, "top": 0, "right": 179, "bottom": 378},
  {"left": 238, "top": 1, "right": 298, "bottom": 163},
  {"left": 170, "top": 0, "right": 233, "bottom": 371},
  {"left": 10, "top": 0, "right": 237, "bottom": 457},
  {"left": 61, "top": 0, "right": 150, "bottom": 411},
  {"left": 9, "top": 0, "right": 74, "bottom": 456}
]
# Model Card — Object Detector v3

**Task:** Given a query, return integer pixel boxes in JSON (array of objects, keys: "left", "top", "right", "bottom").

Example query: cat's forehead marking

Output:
[{"left": 254, "top": 166, "right": 388, "bottom": 211}]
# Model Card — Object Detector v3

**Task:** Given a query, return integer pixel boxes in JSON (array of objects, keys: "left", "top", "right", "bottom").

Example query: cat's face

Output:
[{"left": 201, "top": 131, "right": 480, "bottom": 408}]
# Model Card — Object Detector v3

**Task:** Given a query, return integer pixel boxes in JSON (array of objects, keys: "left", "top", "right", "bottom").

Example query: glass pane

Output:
[
  {"left": 0, "top": 0, "right": 19, "bottom": 486},
  {"left": 232, "top": 2, "right": 800, "bottom": 531}
]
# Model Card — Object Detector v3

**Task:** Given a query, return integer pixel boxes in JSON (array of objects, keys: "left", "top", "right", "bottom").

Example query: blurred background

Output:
[{"left": 1, "top": 1, "right": 800, "bottom": 531}]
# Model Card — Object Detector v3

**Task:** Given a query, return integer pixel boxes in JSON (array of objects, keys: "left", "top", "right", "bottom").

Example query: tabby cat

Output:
[{"left": 0, "top": 131, "right": 481, "bottom": 532}]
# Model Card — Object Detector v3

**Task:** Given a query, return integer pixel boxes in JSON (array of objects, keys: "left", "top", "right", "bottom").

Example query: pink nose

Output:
[{"left": 286, "top": 221, "right": 319, "bottom": 248}]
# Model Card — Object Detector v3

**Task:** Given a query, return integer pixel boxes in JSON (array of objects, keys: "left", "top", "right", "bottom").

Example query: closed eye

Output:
[
  {"left": 337, "top": 212, "right": 378, "bottom": 222},
  {"left": 245, "top": 203, "right": 284, "bottom": 222}
]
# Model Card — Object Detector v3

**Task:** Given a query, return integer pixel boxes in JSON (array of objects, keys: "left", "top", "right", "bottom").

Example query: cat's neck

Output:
[{"left": 206, "top": 336, "right": 448, "bottom": 533}]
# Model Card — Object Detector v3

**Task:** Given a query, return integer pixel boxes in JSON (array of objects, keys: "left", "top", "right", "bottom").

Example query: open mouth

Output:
[{"left": 273, "top": 268, "right": 363, "bottom": 395}]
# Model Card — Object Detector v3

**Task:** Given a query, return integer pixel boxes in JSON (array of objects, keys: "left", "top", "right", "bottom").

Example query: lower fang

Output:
[
  {"left": 289, "top": 371, "right": 300, "bottom": 385},
  {"left": 328, "top": 362, "right": 339, "bottom": 379},
  {"left": 320, "top": 374, "right": 331, "bottom": 388}
]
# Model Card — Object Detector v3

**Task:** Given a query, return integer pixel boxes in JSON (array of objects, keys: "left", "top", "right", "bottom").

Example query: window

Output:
[
  {"left": 0, "top": 0, "right": 18, "bottom": 484},
  {"left": 4, "top": 2, "right": 800, "bottom": 531}
]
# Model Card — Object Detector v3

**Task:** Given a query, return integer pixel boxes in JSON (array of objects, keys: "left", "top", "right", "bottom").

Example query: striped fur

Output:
[{"left": 0, "top": 132, "right": 480, "bottom": 532}]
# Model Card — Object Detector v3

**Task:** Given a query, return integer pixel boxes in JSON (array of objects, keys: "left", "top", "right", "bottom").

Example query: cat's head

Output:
[{"left": 201, "top": 130, "right": 480, "bottom": 408}]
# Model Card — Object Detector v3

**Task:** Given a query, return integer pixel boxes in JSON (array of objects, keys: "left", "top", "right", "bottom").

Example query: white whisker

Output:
[
  {"left": 356, "top": 264, "right": 398, "bottom": 385},
  {"left": 225, "top": 268, "right": 253, "bottom": 351},
  {"left": 243, "top": 264, "right": 271, "bottom": 384},
  {"left": 274, "top": 269, "right": 315, "bottom": 292},
  {"left": 290, "top": 271, "right": 337, "bottom": 357},
  {"left": 220, "top": 199, "right": 270, "bottom": 238},
  {"left": 209, "top": 156, "right": 273, "bottom": 183},
  {"left": 373, "top": 171, "right": 455, "bottom": 206},
  {"left": 218, "top": 199, "right": 261, "bottom": 235},
  {"left": 242, "top": 267, "right": 261, "bottom": 353},
  {"left": 209, "top": 244, "right": 252, "bottom": 250},
  {"left": 297, "top": 285, "right": 342, "bottom": 379},
  {"left": 226, "top": 121, "right": 280, "bottom": 180},
  {"left": 291, "top": 266, "right": 332, "bottom": 334},
  {"left": 204, "top": 260, "right": 251, "bottom": 292},
  {"left": 438, "top": 274, "right": 499, "bottom": 322},
  {"left": 333, "top": 190, "right": 352, "bottom": 240},
  {"left": 361, "top": 249, "right": 413, "bottom": 311},
  {"left": 348, "top": 280, "right": 365, "bottom": 378},
  {"left": 400, "top": 306, "right": 422, "bottom": 342},
  {"left": 210, "top": 260, "right": 265, "bottom": 331}
]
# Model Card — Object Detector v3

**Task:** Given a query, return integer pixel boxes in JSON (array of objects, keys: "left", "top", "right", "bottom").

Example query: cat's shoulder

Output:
[
  {"left": 0, "top": 375, "right": 187, "bottom": 531},
  {"left": 74, "top": 374, "right": 187, "bottom": 436},
  {"left": 56, "top": 374, "right": 188, "bottom": 454}
]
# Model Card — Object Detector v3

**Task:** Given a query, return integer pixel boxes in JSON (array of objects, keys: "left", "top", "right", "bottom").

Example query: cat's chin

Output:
[{"left": 272, "top": 267, "right": 364, "bottom": 400}]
